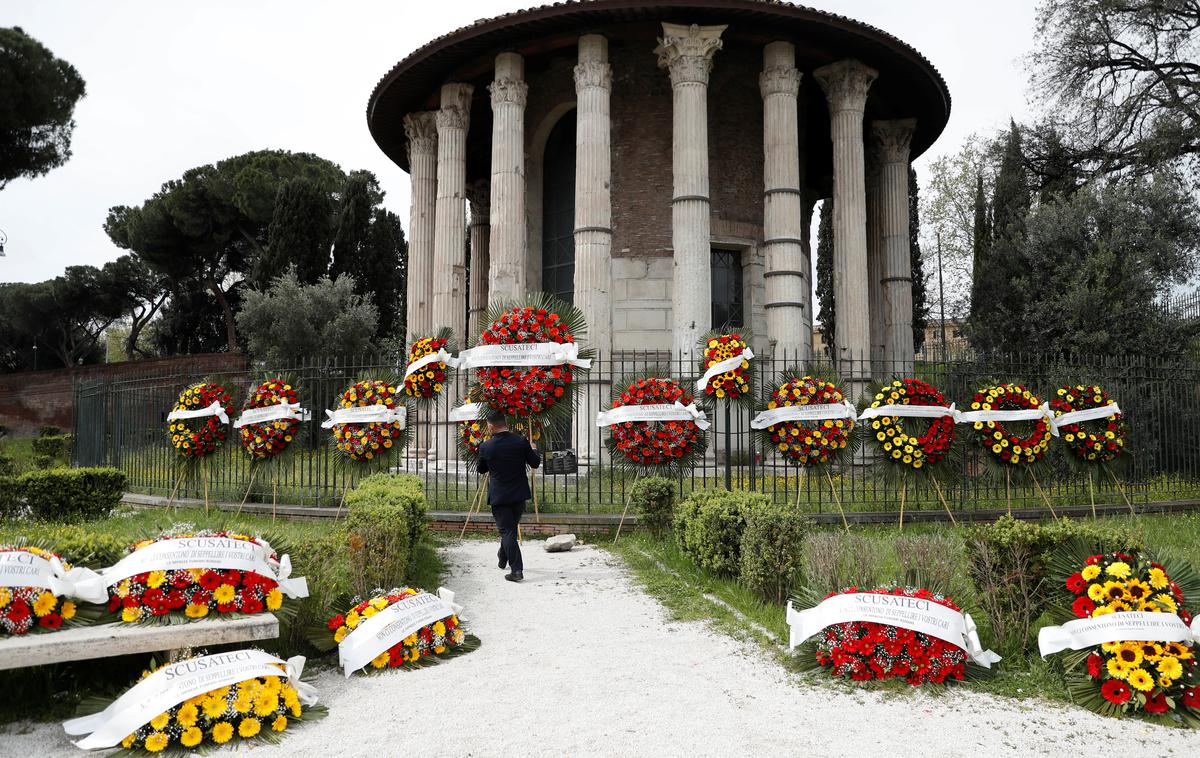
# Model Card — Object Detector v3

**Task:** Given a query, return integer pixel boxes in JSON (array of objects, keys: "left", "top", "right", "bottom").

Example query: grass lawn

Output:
[{"left": 608, "top": 512, "right": 1200, "bottom": 704}]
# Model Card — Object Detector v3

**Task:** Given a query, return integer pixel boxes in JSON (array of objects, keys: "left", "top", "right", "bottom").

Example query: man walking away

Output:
[{"left": 476, "top": 408, "right": 540, "bottom": 582}]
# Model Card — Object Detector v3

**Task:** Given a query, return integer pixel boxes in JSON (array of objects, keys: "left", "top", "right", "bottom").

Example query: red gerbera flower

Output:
[{"left": 1101, "top": 679, "right": 1132, "bottom": 704}]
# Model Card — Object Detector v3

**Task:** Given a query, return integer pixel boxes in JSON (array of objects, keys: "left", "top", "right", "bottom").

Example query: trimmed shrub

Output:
[
  {"left": 629, "top": 477, "right": 676, "bottom": 536},
  {"left": 38, "top": 426, "right": 62, "bottom": 437},
  {"left": 31, "top": 434, "right": 70, "bottom": 468},
  {"left": 345, "top": 473, "right": 428, "bottom": 596},
  {"left": 965, "top": 516, "right": 1144, "bottom": 655},
  {"left": 674, "top": 489, "right": 763, "bottom": 576},
  {"left": 17, "top": 468, "right": 126, "bottom": 522},
  {"left": 0, "top": 523, "right": 127, "bottom": 567},
  {"left": 738, "top": 502, "right": 813, "bottom": 603}
]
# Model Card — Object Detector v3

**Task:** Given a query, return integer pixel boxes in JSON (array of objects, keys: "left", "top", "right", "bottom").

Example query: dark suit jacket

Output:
[{"left": 477, "top": 430, "right": 541, "bottom": 505}]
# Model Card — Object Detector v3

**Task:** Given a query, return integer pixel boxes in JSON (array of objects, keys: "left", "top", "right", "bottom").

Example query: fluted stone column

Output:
[
  {"left": 875, "top": 119, "right": 917, "bottom": 376},
  {"left": 574, "top": 35, "right": 613, "bottom": 356},
  {"left": 432, "top": 83, "right": 472, "bottom": 346},
  {"left": 403, "top": 112, "right": 438, "bottom": 339},
  {"left": 866, "top": 153, "right": 885, "bottom": 375},
  {"left": 488, "top": 53, "right": 528, "bottom": 305},
  {"left": 656, "top": 22, "right": 725, "bottom": 360},
  {"left": 814, "top": 59, "right": 877, "bottom": 398},
  {"left": 760, "top": 41, "right": 809, "bottom": 362},
  {"left": 468, "top": 182, "right": 490, "bottom": 340}
]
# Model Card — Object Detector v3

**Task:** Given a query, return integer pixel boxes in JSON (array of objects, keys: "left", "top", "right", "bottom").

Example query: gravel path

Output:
[{"left": 5, "top": 539, "right": 1200, "bottom": 757}]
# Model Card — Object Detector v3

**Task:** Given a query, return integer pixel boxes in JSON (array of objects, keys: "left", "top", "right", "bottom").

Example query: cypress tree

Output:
[
  {"left": 815, "top": 199, "right": 835, "bottom": 361},
  {"left": 990, "top": 122, "right": 1032, "bottom": 350},
  {"left": 908, "top": 166, "right": 929, "bottom": 354},
  {"left": 330, "top": 171, "right": 407, "bottom": 340},
  {"left": 968, "top": 172, "right": 994, "bottom": 350},
  {"left": 253, "top": 177, "right": 334, "bottom": 289}
]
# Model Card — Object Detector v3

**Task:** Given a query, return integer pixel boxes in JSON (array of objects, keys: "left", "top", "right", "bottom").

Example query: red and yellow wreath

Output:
[
  {"left": 865, "top": 379, "right": 955, "bottom": 471},
  {"left": 698, "top": 331, "right": 753, "bottom": 404},
  {"left": 755, "top": 376, "right": 853, "bottom": 467},
  {"left": 329, "top": 379, "right": 408, "bottom": 463},
  {"left": 167, "top": 382, "right": 232, "bottom": 459},
  {"left": 238, "top": 379, "right": 303, "bottom": 461},
  {"left": 458, "top": 417, "right": 541, "bottom": 460},
  {"left": 1051, "top": 384, "right": 1126, "bottom": 463},
  {"left": 0, "top": 546, "right": 80, "bottom": 636},
  {"left": 602, "top": 377, "right": 707, "bottom": 470},
  {"left": 324, "top": 587, "right": 472, "bottom": 671},
  {"left": 970, "top": 383, "right": 1052, "bottom": 466},
  {"left": 402, "top": 330, "right": 455, "bottom": 401}
]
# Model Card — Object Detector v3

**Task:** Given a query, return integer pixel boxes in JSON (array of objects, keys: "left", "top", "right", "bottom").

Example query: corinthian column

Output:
[
  {"left": 403, "top": 111, "right": 438, "bottom": 339},
  {"left": 488, "top": 53, "right": 528, "bottom": 305},
  {"left": 468, "top": 181, "right": 490, "bottom": 340},
  {"left": 432, "top": 83, "right": 472, "bottom": 346},
  {"left": 759, "top": 41, "right": 808, "bottom": 362},
  {"left": 866, "top": 153, "right": 885, "bottom": 374},
  {"left": 574, "top": 34, "right": 613, "bottom": 357},
  {"left": 814, "top": 59, "right": 877, "bottom": 398},
  {"left": 656, "top": 22, "right": 725, "bottom": 360},
  {"left": 874, "top": 118, "right": 917, "bottom": 376}
]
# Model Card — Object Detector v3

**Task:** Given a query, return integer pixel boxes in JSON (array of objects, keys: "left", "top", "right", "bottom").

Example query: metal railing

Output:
[{"left": 72, "top": 350, "right": 1200, "bottom": 518}]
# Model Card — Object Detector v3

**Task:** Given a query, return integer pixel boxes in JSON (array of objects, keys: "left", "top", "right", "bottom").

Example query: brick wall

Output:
[{"left": 0, "top": 353, "right": 246, "bottom": 437}]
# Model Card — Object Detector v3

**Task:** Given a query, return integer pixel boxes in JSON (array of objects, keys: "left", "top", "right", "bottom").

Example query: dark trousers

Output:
[{"left": 492, "top": 501, "right": 525, "bottom": 573}]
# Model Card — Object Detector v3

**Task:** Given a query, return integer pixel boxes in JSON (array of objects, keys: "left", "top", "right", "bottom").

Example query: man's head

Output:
[{"left": 485, "top": 408, "right": 507, "bottom": 434}]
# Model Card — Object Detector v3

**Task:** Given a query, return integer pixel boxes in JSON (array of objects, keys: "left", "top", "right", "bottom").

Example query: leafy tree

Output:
[
  {"left": 909, "top": 166, "right": 929, "bottom": 354},
  {"left": 236, "top": 266, "right": 378, "bottom": 366},
  {"left": 100, "top": 254, "right": 168, "bottom": 359},
  {"left": 105, "top": 149, "right": 346, "bottom": 351},
  {"left": 1018, "top": 173, "right": 1200, "bottom": 358},
  {"left": 330, "top": 171, "right": 407, "bottom": 339},
  {"left": 0, "top": 266, "right": 124, "bottom": 370},
  {"left": 252, "top": 177, "right": 334, "bottom": 288},
  {"left": 148, "top": 285, "right": 240, "bottom": 356},
  {"left": 0, "top": 27, "right": 86, "bottom": 189},
  {"left": 1029, "top": 0, "right": 1200, "bottom": 181},
  {"left": 815, "top": 199, "right": 835, "bottom": 361}
]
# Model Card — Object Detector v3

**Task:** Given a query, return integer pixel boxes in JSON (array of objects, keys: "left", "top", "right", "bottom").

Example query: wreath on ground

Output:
[
  {"left": 1051, "top": 384, "right": 1126, "bottom": 464},
  {"left": 402, "top": 328, "right": 457, "bottom": 403},
  {"left": 601, "top": 376, "right": 708, "bottom": 473},
  {"left": 696, "top": 328, "right": 754, "bottom": 406},
  {"left": 1044, "top": 543, "right": 1200, "bottom": 725},
  {"left": 327, "top": 377, "right": 410, "bottom": 467},
  {"left": 237, "top": 378, "right": 305, "bottom": 461},
  {"left": 753, "top": 373, "right": 855, "bottom": 468},
  {"left": 0, "top": 545, "right": 97, "bottom": 636},
  {"left": 167, "top": 382, "right": 232, "bottom": 459}
]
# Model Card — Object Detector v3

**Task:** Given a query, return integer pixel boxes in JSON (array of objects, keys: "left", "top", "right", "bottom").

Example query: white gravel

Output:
[{"left": 5, "top": 539, "right": 1200, "bottom": 757}]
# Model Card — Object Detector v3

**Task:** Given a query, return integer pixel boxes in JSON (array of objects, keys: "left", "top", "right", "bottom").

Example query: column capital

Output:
[
  {"left": 759, "top": 64, "right": 800, "bottom": 98},
  {"left": 872, "top": 118, "right": 917, "bottom": 164},
  {"left": 655, "top": 22, "right": 726, "bottom": 86},
  {"left": 436, "top": 83, "right": 473, "bottom": 130},
  {"left": 814, "top": 59, "right": 878, "bottom": 113},
  {"left": 467, "top": 179, "right": 490, "bottom": 219},
  {"left": 574, "top": 60, "right": 612, "bottom": 91},
  {"left": 403, "top": 111, "right": 438, "bottom": 157},
  {"left": 488, "top": 77, "right": 528, "bottom": 107}
]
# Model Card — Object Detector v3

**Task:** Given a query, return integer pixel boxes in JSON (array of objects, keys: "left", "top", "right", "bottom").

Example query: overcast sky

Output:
[{"left": 0, "top": 0, "right": 1038, "bottom": 284}]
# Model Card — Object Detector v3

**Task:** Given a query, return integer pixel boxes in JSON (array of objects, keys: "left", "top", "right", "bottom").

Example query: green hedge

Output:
[
  {"left": 345, "top": 473, "right": 428, "bottom": 596},
  {"left": 738, "top": 502, "right": 813, "bottom": 603},
  {"left": 965, "top": 516, "right": 1144, "bottom": 655},
  {"left": 629, "top": 477, "right": 676, "bottom": 537},
  {"left": 674, "top": 489, "right": 765, "bottom": 576},
  {"left": 31, "top": 434, "right": 70, "bottom": 468},
  {"left": 16, "top": 468, "right": 126, "bottom": 522}
]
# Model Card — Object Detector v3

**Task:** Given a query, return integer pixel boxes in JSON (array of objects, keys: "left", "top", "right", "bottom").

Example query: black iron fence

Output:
[{"left": 72, "top": 350, "right": 1200, "bottom": 518}]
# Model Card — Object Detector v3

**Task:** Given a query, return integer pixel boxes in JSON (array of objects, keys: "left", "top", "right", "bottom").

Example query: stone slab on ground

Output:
[
  {"left": 4, "top": 542, "right": 1200, "bottom": 756},
  {"left": 544, "top": 533, "right": 576, "bottom": 552}
]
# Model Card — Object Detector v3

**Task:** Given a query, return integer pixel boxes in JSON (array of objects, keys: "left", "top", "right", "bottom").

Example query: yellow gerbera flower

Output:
[
  {"left": 150, "top": 712, "right": 170, "bottom": 730},
  {"left": 1148, "top": 567, "right": 1169, "bottom": 590},
  {"left": 1081, "top": 565, "right": 1101, "bottom": 581},
  {"left": 185, "top": 603, "right": 209, "bottom": 619},
  {"left": 1157, "top": 656, "right": 1183, "bottom": 680},
  {"left": 1105, "top": 561, "right": 1132, "bottom": 579},
  {"left": 272, "top": 715, "right": 288, "bottom": 732},
  {"left": 60, "top": 601, "right": 76, "bottom": 620},
  {"left": 213, "top": 584, "right": 236, "bottom": 604},
  {"left": 1127, "top": 668, "right": 1155, "bottom": 692},
  {"left": 211, "top": 722, "right": 234, "bottom": 744},
  {"left": 238, "top": 717, "right": 261, "bottom": 738},
  {"left": 371, "top": 651, "right": 390, "bottom": 668},
  {"left": 180, "top": 726, "right": 203, "bottom": 748},
  {"left": 145, "top": 570, "right": 167, "bottom": 589},
  {"left": 1106, "top": 657, "right": 1130, "bottom": 679},
  {"left": 177, "top": 702, "right": 198, "bottom": 727},
  {"left": 32, "top": 592, "right": 56, "bottom": 617},
  {"left": 1087, "top": 583, "right": 1106, "bottom": 603},
  {"left": 266, "top": 589, "right": 283, "bottom": 611},
  {"left": 1092, "top": 604, "right": 1116, "bottom": 617},
  {"left": 121, "top": 606, "right": 142, "bottom": 623},
  {"left": 202, "top": 696, "right": 228, "bottom": 719},
  {"left": 143, "top": 732, "right": 169, "bottom": 753}
]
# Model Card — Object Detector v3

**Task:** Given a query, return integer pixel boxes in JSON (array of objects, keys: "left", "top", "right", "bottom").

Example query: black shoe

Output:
[
  {"left": 497, "top": 548, "right": 507, "bottom": 570},
  {"left": 504, "top": 572, "right": 523, "bottom": 583}
]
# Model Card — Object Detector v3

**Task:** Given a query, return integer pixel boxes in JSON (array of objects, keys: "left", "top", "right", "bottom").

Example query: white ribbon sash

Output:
[
  {"left": 62, "top": 650, "right": 317, "bottom": 749},
  {"left": 448, "top": 402, "right": 486, "bottom": 422},
  {"left": 403, "top": 349, "right": 459, "bottom": 380},
  {"left": 786, "top": 593, "right": 1001, "bottom": 668},
  {"left": 595, "top": 402, "right": 711, "bottom": 431},
  {"left": 72, "top": 537, "right": 308, "bottom": 600},
  {"left": 954, "top": 402, "right": 1053, "bottom": 426},
  {"left": 750, "top": 401, "right": 857, "bottom": 430},
  {"left": 321, "top": 405, "right": 407, "bottom": 429},
  {"left": 167, "top": 400, "right": 229, "bottom": 425},
  {"left": 858, "top": 403, "right": 957, "bottom": 422},
  {"left": 233, "top": 400, "right": 311, "bottom": 429},
  {"left": 338, "top": 588, "right": 463, "bottom": 677},
  {"left": 457, "top": 341, "right": 592, "bottom": 370},
  {"left": 1048, "top": 402, "right": 1122, "bottom": 438},
  {"left": 695, "top": 347, "right": 755, "bottom": 394},
  {"left": 0, "top": 551, "right": 107, "bottom": 603},
  {"left": 1038, "top": 612, "right": 1200, "bottom": 657}
]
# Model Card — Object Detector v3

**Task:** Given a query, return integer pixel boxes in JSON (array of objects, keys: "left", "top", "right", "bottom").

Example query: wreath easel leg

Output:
[
  {"left": 614, "top": 472, "right": 642, "bottom": 545},
  {"left": 930, "top": 476, "right": 957, "bottom": 527},
  {"left": 236, "top": 464, "right": 260, "bottom": 517},
  {"left": 1087, "top": 472, "right": 1097, "bottom": 519},
  {"left": 460, "top": 473, "right": 489, "bottom": 539},
  {"left": 1102, "top": 463, "right": 1136, "bottom": 516},
  {"left": 527, "top": 424, "right": 541, "bottom": 523},
  {"left": 202, "top": 460, "right": 211, "bottom": 515},
  {"left": 271, "top": 468, "right": 278, "bottom": 523},
  {"left": 1005, "top": 467, "right": 1013, "bottom": 518},
  {"left": 165, "top": 466, "right": 186, "bottom": 512},
  {"left": 1027, "top": 468, "right": 1058, "bottom": 520},
  {"left": 823, "top": 467, "right": 850, "bottom": 532},
  {"left": 898, "top": 477, "right": 907, "bottom": 532}
]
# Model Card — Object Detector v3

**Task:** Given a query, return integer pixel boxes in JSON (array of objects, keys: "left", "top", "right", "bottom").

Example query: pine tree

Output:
[
  {"left": 253, "top": 177, "right": 334, "bottom": 289},
  {"left": 909, "top": 166, "right": 929, "bottom": 354},
  {"left": 815, "top": 199, "right": 835, "bottom": 361}
]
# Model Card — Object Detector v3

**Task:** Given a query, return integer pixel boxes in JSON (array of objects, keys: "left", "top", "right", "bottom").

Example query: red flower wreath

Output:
[
  {"left": 331, "top": 379, "right": 407, "bottom": 463},
  {"left": 605, "top": 377, "right": 705, "bottom": 469},
  {"left": 970, "top": 383, "right": 1052, "bottom": 466},
  {"left": 758, "top": 376, "right": 853, "bottom": 467},
  {"left": 1050, "top": 384, "right": 1126, "bottom": 463},
  {"left": 474, "top": 303, "right": 579, "bottom": 419},
  {"left": 238, "top": 379, "right": 302, "bottom": 461},
  {"left": 866, "top": 379, "right": 955, "bottom": 471},
  {"left": 167, "top": 382, "right": 231, "bottom": 459}
]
